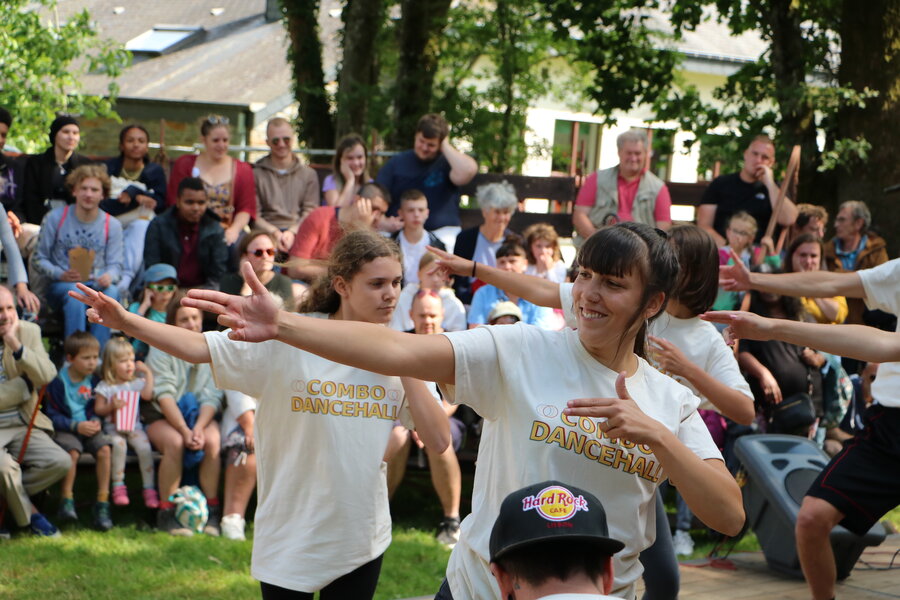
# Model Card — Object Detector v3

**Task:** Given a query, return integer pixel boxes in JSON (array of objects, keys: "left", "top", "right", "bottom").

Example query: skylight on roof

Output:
[{"left": 125, "top": 26, "right": 203, "bottom": 55}]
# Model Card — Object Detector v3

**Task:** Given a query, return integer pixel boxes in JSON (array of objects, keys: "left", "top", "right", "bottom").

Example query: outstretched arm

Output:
[
  {"left": 184, "top": 262, "right": 457, "bottom": 384},
  {"left": 68, "top": 284, "right": 211, "bottom": 364},
  {"left": 427, "top": 245, "right": 562, "bottom": 309},
  {"left": 720, "top": 249, "right": 866, "bottom": 299},
  {"left": 702, "top": 310, "right": 900, "bottom": 363}
]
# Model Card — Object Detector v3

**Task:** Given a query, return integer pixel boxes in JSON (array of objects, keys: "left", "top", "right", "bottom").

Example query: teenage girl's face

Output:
[
  {"left": 55, "top": 124, "right": 80, "bottom": 153},
  {"left": 120, "top": 128, "right": 149, "bottom": 162},
  {"left": 341, "top": 144, "right": 367, "bottom": 177},
  {"left": 335, "top": 256, "right": 402, "bottom": 325},
  {"left": 174, "top": 306, "right": 203, "bottom": 333},
  {"left": 791, "top": 242, "right": 821, "bottom": 273},
  {"left": 114, "top": 352, "right": 136, "bottom": 382},
  {"left": 244, "top": 234, "right": 276, "bottom": 274},
  {"left": 202, "top": 125, "right": 230, "bottom": 160},
  {"left": 572, "top": 266, "right": 661, "bottom": 353}
]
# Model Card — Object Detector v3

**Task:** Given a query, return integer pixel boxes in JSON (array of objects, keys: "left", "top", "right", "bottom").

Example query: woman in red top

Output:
[{"left": 167, "top": 115, "right": 256, "bottom": 248}]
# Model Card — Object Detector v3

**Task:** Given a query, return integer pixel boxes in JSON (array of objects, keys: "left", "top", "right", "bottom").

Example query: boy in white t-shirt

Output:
[{"left": 391, "top": 189, "right": 446, "bottom": 285}]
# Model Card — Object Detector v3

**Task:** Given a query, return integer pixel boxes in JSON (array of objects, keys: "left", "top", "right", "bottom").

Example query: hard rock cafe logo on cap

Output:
[{"left": 521, "top": 485, "right": 589, "bottom": 522}]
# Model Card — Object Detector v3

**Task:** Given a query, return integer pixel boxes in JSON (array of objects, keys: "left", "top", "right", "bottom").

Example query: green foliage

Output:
[
  {"left": 0, "top": 0, "right": 129, "bottom": 152},
  {"left": 432, "top": 0, "right": 592, "bottom": 172}
]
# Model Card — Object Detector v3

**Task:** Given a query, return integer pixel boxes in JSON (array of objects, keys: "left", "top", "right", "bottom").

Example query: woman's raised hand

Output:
[
  {"left": 426, "top": 245, "right": 472, "bottom": 277},
  {"left": 184, "top": 261, "right": 280, "bottom": 342},
  {"left": 68, "top": 284, "right": 131, "bottom": 331}
]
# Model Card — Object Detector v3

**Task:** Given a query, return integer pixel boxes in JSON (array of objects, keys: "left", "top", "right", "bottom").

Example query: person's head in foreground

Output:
[
  {"left": 488, "top": 301, "right": 522, "bottom": 325},
  {"left": 299, "top": 230, "right": 402, "bottom": 323},
  {"left": 489, "top": 480, "right": 625, "bottom": 600},
  {"left": 574, "top": 222, "right": 678, "bottom": 363}
]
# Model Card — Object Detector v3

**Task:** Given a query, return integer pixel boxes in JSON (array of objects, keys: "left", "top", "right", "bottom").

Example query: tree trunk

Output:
[
  {"left": 335, "top": 0, "right": 385, "bottom": 138},
  {"left": 837, "top": 0, "right": 900, "bottom": 255},
  {"left": 281, "top": 0, "right": 335, "bottom": 155},
  {"left": 497, "top": 0, "right": 515, "bottom": 172},
  {"left": 390, "top": 0, "right": 453, "bottom": 148},
  {"left": 765, "top": 0, "right": 822, "bottom": 205}
]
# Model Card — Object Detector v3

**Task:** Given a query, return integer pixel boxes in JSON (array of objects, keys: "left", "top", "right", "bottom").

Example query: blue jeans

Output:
[{"left": 47, "top": 280, "right": 119, "bottom": 348}]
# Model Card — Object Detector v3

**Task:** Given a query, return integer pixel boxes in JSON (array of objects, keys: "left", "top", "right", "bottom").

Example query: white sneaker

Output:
[
  {"left": 672, "top": 529, "right": 694, "bottom": 556},
  {"left": 436, "top": 517, "right": 460, "bottom": 549},
  {"left": 221, "top": 513, "right": 246, "bottom": 541}
]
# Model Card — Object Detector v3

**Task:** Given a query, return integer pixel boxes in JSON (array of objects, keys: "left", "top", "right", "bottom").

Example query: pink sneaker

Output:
[
  {"left": 142, "top": 488, "right": 160, "bottom": 509},
  {"left": 112, "top": 484, "right": 130, "bottom": 506}
]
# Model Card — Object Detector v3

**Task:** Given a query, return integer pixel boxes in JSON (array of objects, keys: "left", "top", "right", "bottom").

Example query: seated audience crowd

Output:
[{"left": 0, "top": 107, "right": 894, "bottom": 600}]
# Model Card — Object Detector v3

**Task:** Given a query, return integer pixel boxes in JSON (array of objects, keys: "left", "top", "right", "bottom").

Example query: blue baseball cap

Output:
[{"left": 143, "top": 263, "right": 178, "bottom": 284}]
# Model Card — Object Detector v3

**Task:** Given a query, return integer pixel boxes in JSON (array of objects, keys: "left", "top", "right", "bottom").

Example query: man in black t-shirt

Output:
[{"left": 698, "top": 135, "right": 798, "bottom": 246}]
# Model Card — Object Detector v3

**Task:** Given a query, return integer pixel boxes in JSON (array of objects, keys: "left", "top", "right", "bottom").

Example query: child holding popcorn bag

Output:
[{"left": 93, "top": 336, "right": 158, "bottom": 508}]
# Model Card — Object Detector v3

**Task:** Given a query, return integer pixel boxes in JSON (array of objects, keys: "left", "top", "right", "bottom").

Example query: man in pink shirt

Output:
[{"left": 572, "top": 129, "right": 671, "bottom": 247}]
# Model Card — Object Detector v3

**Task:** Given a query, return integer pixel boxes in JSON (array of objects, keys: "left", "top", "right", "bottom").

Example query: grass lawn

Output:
[{"left": 2, "top": 462, "right": 898, "bottom": 599}]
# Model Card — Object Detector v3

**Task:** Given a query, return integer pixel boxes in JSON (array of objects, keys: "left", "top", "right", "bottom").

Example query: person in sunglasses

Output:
[
  {"left": 220, "top": 230, "right": 295, "bottom": 311},
  {"left": 253, "top": 118, "right": 320, "bottom": 254},
  {"left": 128, "top": 263, "right": 179, "bottom": 361}
]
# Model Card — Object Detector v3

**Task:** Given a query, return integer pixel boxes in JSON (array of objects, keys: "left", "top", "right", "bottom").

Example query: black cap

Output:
[
  {"left": 489, "top": 480, "right": 625, "bottom": 562},
  {"left": 49, "top": 114, "right": 79, "bottom": 146}
]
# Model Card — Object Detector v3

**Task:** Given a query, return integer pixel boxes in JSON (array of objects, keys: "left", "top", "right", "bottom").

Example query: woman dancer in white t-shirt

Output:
[
  {"left": 174, "top": 222, "right": 744, "bottom": 599},
  {"left": 69, "top": 231, "right": 449, "bottom": 600}
]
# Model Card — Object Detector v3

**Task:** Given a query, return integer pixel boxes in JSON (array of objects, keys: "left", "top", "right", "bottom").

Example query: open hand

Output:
[
  {"left": 564, "top": 372, "right": 663, "bottom": 446},
  {"left": 15, "top": 282, "right": 41, "bottom": 315},
  {"left": 719, "top": 248, "right": 752, "bottom": 291},
  {"left": 69, "top": 283, "right": 130, "bottom": 331},
  {"left": 757, "top": 369, "right": 783, "bottom": 404},
  {"left": 700, "top": 310, "right": 775, "bottom": 345},
  {"left": 648, "top": 336, "right": 694, "bottom": 378},
  {"left": 426, "top": 245, "right": 472, "bottom": 277},
  {"left": 184, "top": 261, "right": 280, "bottom": 342}
]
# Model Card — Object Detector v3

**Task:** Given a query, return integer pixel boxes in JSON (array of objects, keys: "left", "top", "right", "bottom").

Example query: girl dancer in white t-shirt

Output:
[
  {"left": 69, "top": 231, "right": 450, "bottom": 600},
  {"left": 173, "top": 222, "right": 744, "bottom": 600}
]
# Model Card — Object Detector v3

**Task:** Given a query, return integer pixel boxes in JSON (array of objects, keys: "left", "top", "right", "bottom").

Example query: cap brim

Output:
[{"left": 490, "top": 535, "right": 626, "bottom": 563}]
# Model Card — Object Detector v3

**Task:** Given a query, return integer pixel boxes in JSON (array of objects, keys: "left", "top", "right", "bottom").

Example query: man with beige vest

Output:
[
  {"left": 0, "top": 286, "right": 68, "bottom": 536},
  {"left": 572, "top": 129, "right": 672, "bottom": 247}
]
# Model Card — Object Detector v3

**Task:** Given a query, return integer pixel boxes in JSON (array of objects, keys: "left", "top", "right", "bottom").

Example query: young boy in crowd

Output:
[
  {"left": 390, "top": 251, "right": 467, "bottom": 332},
  {"left": 44, "top": 331, "right": 114, "bottom": 531},
  {"left": 391, "top": 189, "right": 445, "bottom": 285}
]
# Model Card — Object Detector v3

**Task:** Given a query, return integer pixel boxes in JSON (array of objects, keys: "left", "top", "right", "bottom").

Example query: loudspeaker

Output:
[{"left": 734, "top": 434, "right": 886, "bottom": 580}]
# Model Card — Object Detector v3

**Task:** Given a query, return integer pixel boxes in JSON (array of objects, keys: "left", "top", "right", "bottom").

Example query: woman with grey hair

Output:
[{"left": 451, "top": 181, "right": 520, "bottom": 304}]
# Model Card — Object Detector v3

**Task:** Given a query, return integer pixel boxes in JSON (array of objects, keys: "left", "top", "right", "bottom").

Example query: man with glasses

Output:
[
  {"left": 698, "top": 134, "right": 799, "bottom": 247},
  {"left": 144, "top": 177, "right": 228, "bottom": 290},
  {"left": 252, "top": 118, "right": 320, "bottom": 254}
]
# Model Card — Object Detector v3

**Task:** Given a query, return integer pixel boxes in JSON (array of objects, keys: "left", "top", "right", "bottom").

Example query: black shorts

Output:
[{"left": 806, "top": 404, "right": 900, "bottom": 535}]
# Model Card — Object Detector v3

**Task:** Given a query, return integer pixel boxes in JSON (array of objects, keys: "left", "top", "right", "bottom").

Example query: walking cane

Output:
[{"left": 0, "top": 385, "right": 48, "bottom": 530}]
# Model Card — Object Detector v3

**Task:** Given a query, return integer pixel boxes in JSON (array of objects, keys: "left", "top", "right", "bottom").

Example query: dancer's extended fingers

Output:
[
  {"left": 700, "top": 310, "right": 738, "bottom": 324},
  {"left": 67, "top": 289, "right": 94, "bottom": 306},
  {"left": 564, "top": 397, "right": 616, "bottom": 417},
  {"left": 241, "top": 260, "right": 269, "bottom": 296},
  {"left": 86, "top": 308, "right": 102, "bottom": 324},
  {"left": 182, "top": 296, "right": 228, "bottom": 316},
  {"left": 614, "top": 371, "right": 630, "bottom": 400},
  {"left": 185, "top": 287, "right": 232, "bottom": 305}
]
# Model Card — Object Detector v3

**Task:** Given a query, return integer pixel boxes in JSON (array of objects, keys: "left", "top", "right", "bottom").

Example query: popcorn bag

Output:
[{"left": 115, "top": 390, "right": 141, "bottom": 432}]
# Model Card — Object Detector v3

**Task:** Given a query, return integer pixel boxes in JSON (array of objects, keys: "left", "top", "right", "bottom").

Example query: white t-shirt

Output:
[
  {"left": 389, "top": 283, "right": 467, "bottom": 332},
  {"left": 204, "top": 325, "right": 414, "bottom": 592},
  {"left": 440, "top": 325, "right": 721, "bottom": 600},
  {"left": 648, "top": 313, "right": 752, "bottom": 412},
  {"left": 398, "top": 230, "right": 429, "bottom": 285},
  {"left": 859, "top": 258, "right": 900, "bottom": 408},
  {"left": 559, "top": 283, "right": 751, "bottom": 414},
  {"left": 525, "top": 260, "right": 568, "bottom": 283}
]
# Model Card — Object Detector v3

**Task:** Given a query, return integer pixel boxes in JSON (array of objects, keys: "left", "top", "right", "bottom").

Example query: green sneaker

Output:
[
  {"left": 92, "top": 501, "right": 113, "bottom": 532},
  {"left": 57, "top": 498, "right": 78, "bottom": 522}
]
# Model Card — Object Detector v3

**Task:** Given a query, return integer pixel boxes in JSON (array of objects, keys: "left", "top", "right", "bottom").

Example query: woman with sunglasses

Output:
[
  {"left": 220, "top": 230, "right": 295, "bottom": 311},
  {"left": 167, "top": 115, "right": 257, "bottom": 249},
  {"left": 323, "top": 134, "right": 371, "bottom": 208}
]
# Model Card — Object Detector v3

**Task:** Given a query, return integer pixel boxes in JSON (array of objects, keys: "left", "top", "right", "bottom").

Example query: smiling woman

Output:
[{"left": 180, "top": 222, "right": 746, "bottom": 600}]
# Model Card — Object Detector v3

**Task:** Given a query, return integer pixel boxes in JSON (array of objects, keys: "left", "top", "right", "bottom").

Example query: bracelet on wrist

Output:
[{"left": 471, "top": 261, "right": 477, "bottom": 278}]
